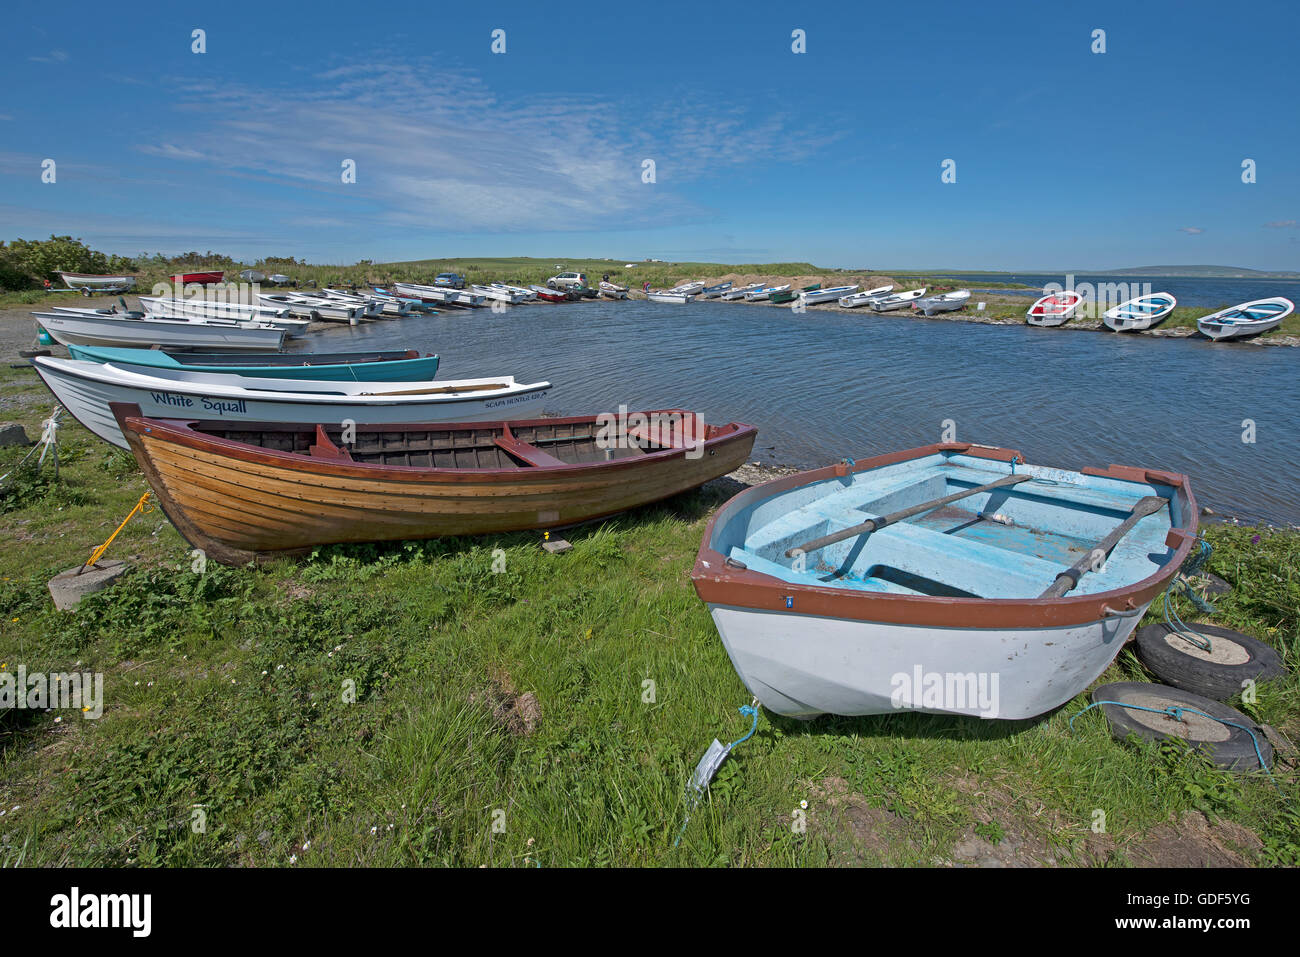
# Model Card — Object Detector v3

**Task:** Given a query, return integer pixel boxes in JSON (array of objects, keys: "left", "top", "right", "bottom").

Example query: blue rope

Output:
[
  {"left": 1161, "top": 539, "right": 1215, "bottom": 651},
  {"left": 728, "top": 705, "right": 759, "bottom": 750},
  {"left": 1010, "top": 455, "right": 1018, "bottom": 474},
  {"left": 673, "top": 704, "right": 761, "bottom": 848},
  {"left": 1070, "top": 699, "right": 1275, "bottom": 783}
]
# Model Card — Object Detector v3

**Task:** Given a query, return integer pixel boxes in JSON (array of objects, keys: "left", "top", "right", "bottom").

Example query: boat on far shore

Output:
[
  {"left": 1102, "top": 292, "right": 1177, "bottom": 332},
  {"left": 1196, "top": 297, "right": 1293, "bottom": 341},
  {"left": 914, "top": 289, "right": 971, "bottom": 316},
  {"left": 170, "top": 271, "right": 225, "bottom": 286},
  {"left": 1026, "top": 290, "right": 1084, "bottom": 326},
  {"left": 56, "top": 271, "right": 137, "bottom": 294},
  {"left": 871, "top": 288, "right": 927, "bottom": 312},
  {"left": 839, "top": 285, "right": 893, "bottom": 308}
]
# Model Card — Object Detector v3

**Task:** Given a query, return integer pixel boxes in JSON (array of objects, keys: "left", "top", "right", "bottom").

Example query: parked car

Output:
[
  {"left": 547, "top": 271, "right": 587, "bottom": 290},
  {"left": 434, "top": 273, "right": 467, "bottom": 289}
]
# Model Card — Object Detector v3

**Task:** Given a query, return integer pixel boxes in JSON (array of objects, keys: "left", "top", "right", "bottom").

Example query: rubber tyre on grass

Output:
[
  {"left": 1135, "top": 622, "right": 1286, "bottom": 701},
  {"left": 1090, "top": 682, "right": 1273, "bottom": 772}
]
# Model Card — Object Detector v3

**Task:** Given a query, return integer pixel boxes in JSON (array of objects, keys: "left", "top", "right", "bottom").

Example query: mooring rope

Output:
[
  {"left": 1161, "top": 539, "right": 1216, "bottom": 651},
  {"left": 0, "top": 407, "right": 63, "bottom": 489},
  {"left": 673, "top": 702, "right": 760, "bottom": 848},
  {"left": 1070, "top": 698, "right": 1275, "bottom": 782},
  {"left": 79, "top": 491, "right": 153, "bottom": 574}
]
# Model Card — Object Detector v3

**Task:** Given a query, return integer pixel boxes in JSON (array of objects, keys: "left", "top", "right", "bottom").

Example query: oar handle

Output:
[
  {"left": 785, "top": 472, "right": 1032, "bottom": 558},
  {"left": 1039, "top": 496, "right": 1167, "bottom": 598}
]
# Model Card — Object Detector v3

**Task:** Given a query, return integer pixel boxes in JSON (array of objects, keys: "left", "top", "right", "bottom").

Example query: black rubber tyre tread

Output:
[
  {"left": 1135, "top": 622, "right": 1286, "bottom": 701},
  {"left": 1091, "top": 681, "right": 1273, "bottom": 772}
]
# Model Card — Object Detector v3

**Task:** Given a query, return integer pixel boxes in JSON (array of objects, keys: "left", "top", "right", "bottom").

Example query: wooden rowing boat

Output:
[
  {"left": 691, "top": 442, "right": 1197, "bottom": 720},
  {"left": 113, "top": 405, "right": 757, "bottom": 565}
]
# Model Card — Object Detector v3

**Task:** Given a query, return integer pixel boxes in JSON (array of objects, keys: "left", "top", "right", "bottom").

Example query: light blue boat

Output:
[
  {"left": 66, "top": 345, "right": 440, "bottom": 382},
  {"left": 691, "top": 443, "right": 1198, "bottom": 720}
]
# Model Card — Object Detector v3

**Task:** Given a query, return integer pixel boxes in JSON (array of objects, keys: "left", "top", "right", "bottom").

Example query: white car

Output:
[{"left": 547, "top": 271, "right": 587, "bottom": 290}]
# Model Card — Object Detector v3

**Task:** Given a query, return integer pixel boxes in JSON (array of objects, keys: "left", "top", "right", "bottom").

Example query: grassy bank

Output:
[{"left": 1, "top": 365, "right": 1297, "bottom": 868}]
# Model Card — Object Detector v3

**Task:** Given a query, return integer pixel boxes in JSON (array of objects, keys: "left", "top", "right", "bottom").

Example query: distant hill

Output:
[{"left": 1096, "top": 265, "right": 1300, "bottom": 279}]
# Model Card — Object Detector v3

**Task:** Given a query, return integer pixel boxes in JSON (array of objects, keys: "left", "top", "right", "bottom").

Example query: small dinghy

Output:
[
  {"left": 599, "top": 280, "right": 629, "bottom": 299},
  {"left": 839, "top": 285, "right": 893, "bottom": 308},
  {"left": 691, "top": 442, "right": 1197, "bottom": 720},
  {"left": 114, "top": 405, "right": 756, "bottom": 566},
  {"left": 744, "top": 284, "right": 790, "bottom": 302},
  {"left": 1196, "top": 297, "right": 1293, "bottom": 341},
  {"left": 914, "top": 289, "right": 971, "bottom": 316},
  {"left": 722, "top": 283, "right": 764, "bottom": 301},
  {"left": 528, "top": 285, "right": 568, "bottom": 303},
  {"left": 1102, "top": 293, "right": 1177, "bottom": 332},
  {"left": 801, "top": 285, "right": 859, "bottom": 305},
  {"left": 699, "top": 281, "right": 733, "bottom": 299},
  {"left": 870, "top": 288, "right": 927, "bottom": 312},
  {"left": 647, "top": 290, "right": 696, "bottom": 304},
  {"left": 1026, "top": 290, "right": 1084, "bottom": 326}
]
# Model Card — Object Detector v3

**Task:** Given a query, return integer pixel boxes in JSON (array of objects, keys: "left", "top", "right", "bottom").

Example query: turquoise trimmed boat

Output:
[{"left": 66, "top": 346, "right": 440, "bottom": 382}]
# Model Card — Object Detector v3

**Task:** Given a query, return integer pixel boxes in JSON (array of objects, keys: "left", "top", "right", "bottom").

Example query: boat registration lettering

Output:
[{"left": 485, "top": 390, "right": 548, "bottom": 410}]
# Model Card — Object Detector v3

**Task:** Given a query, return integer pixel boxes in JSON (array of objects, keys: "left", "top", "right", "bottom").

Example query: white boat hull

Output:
[
  {"left": 800, "top": 286, "right": 859, "bottom": 305},
  {"left": 32, "top": 359, "right": 553, "bottom": 450},
  {"left": 34, "top": 312, "right": 285, "bottom": 351},
  {"left": 707, "top": 601, "right": 1149, "bottom": 720},
  {"left": 647, "top": 292, "right": 695, "bottom": 304}
]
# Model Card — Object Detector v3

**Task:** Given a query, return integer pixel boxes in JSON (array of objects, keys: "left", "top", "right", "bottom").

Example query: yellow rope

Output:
[{"left": 82, "top": 491, "right": 153, "bottom": 572}]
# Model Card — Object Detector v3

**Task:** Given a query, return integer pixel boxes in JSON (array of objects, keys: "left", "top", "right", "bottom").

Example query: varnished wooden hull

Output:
[{"left": 114, "top": 407, "right": 757, "bottom": 565}]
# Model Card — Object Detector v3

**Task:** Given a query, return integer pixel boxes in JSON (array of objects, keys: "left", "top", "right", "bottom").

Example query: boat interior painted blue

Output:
[{"left": 713, "top": 450, "right": 1179, "bottom": 601}]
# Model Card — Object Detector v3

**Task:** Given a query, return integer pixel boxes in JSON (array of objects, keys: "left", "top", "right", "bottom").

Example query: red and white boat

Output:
[
  {"left": 170, "top": 271, "right": 226, "bottom": 286},
  {"left": 1026, "top": 290, "right": 1084, "bottom": 327},
  {"left": 529, "top": 285, "right": 567, "bottom": 303}
]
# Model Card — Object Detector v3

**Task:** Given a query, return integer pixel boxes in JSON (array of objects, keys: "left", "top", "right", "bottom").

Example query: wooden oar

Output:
[
  {"left": 784, "top": 473, "right": 1032, "bottom": 558},
  {"left": 1039, "top": 495, "right": 1167, "bottom": 599},
  {"left": 359, "top": 382, "right": 510, "bottom": 397}
]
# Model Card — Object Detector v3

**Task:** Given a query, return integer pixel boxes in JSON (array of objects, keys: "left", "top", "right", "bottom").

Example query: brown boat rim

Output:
[
  {"left": 690, "top": 441, "right": 1199, "bottom": 631},
  {"left": 110, "top": 403, "right": 757, "bottom": 481}
]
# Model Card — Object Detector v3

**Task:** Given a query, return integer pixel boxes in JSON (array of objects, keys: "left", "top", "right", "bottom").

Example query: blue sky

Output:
[{"left": 2, "top": 0, "right": 1298, "bottom": 270}]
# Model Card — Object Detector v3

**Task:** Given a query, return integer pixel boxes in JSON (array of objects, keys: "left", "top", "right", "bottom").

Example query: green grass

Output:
[{"left": 1, "top": 365, "right": 1297, "bottom": 867}]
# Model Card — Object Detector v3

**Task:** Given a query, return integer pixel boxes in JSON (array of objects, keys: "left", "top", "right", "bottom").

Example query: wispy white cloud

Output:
[
  {"left": 1177, "top": 226, "right": 1204, "bottom": 234},
  {"left": 1263, "top": 220, "right": 1297, "bottom": 228},
  {"left": 28, "top": 50, "right": 68, "bottom": 64},
  {"left": 133, "top": 60, "right": 832, "bottom": 234},
  {"left": 138, "top": 144, "right": 206, "bottom": 161}
]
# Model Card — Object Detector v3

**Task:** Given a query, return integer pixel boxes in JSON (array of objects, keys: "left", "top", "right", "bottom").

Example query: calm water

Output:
[
  {"left": 939, "top": 273, "right": 1300, "bottom": 308},
  {"left": 294, "top": 298, "right": 1300, "bottom": 525}
]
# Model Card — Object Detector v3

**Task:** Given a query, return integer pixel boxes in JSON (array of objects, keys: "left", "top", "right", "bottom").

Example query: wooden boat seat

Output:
[
  {"left": 493, "top": 434, "right": 569, "bottom": 468},
  {"left": 839, "top": 520, "right": 1067, "bottom": 598}
]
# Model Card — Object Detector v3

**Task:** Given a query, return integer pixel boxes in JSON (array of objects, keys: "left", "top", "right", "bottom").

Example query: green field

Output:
[{"left": 1, "top": 365, "right": 1297, "bottom": 868}]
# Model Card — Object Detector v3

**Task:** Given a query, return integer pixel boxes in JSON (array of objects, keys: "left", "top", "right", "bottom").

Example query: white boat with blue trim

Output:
[
  {"left": 692, "top": 442, "right": 1197, "bottom": 720},
  {"left": 1102, "top": 293, "right": 1177, "bottom": 332},
  {"left": 31, "top": 357, "right": 553, "bottom": 450},
  {"left": 1196, "top": 297, "right": 1293, "bottom": 341}
]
